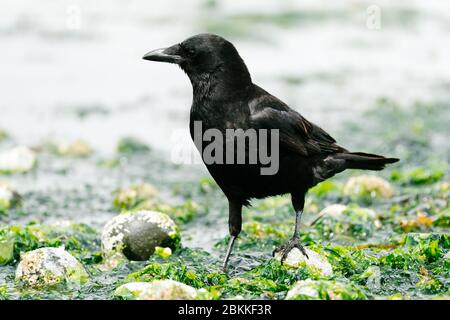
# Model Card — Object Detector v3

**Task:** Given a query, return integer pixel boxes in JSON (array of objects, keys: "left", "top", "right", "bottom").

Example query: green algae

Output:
[
  {"left": 0, "top": 222, "right": 99, "bottom": 265},
  {"left": 117, "top": 137, "right": 151, "bottom": 154},
  {"left": 313, "top": 205, "right": 380, "bottom": 241},
  {"left": 112, "top": 183, "right": 158, "bottom": 211},
  {"left": 390, "top": 165, "right": 447, "bottom": 186},
  {"left": 112, "top": 182, "right": 204, "bottom": 225}
]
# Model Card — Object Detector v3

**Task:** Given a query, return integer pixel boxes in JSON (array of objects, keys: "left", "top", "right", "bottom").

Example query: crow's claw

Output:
[{"left": 272, "top": 237, "right": 309, "bottom": 262}]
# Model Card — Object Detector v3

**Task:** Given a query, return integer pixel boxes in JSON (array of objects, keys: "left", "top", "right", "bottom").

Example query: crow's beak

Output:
[{"left": 142, "top": 44, "right": 184, "bottom": 64}]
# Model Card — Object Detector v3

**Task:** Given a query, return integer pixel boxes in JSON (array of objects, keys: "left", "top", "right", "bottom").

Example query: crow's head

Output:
[{"left": 143, "top": 33, "right": 251, "bottom": 89}]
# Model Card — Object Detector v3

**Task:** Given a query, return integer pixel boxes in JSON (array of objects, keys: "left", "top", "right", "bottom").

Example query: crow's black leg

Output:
[
  {"left": 222, "top": 200, "right": 242, "bottom": 272},
  {"left": 222, "top": 235, "right": 236, "bottom": 271},
  {"left": 272, "top": 193, "right": 308, "bottom": 262}
]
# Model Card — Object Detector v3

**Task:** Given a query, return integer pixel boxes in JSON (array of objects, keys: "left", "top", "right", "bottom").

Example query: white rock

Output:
[
  {"left": 0, "top": 185, "right": 12, "bottom": 200},
  {"left": 313, "top": 204, "right": 347, "bottom": 223},
  {"left": 101, "top": 210, "right": 180, "bottom": 266},
  {"left": 285, "top": 279, "right": 319, "bottom": 299},
  {"left": 275, "top": 247, "right": 332, "bottom": 276},
  {"left": 139, "top": 280, "right": 198, "bottom": 300},
  {"left": 317, "top": 204, "right": 378, "bottom": 220},
  {"left": 0, "top": 146, "right": 36, "bottom": 173},
  {"left": 320, "top": 204, "right": 347, "bottom": 217},
  {"left": 0, "top": 183, "right": 20, "bottom": 210},
  {"left": 15, "top": 247, "right": 88, "bottom": 287},
  {"left": 343, "top": 175, "right": 394, "bottom": 198}
]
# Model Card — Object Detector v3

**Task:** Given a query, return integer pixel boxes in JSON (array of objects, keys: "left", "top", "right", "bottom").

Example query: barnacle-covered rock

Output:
[
  {"left": 15, "top": 247, "right": 88, "bottom": 287},
  {"left": 274, "top": 247, "right": 332, "bottom": 276},
  {"left": 0, "top": 183, "right": 21, "bottom": 211},
  {"left": 113, "top": 183, "right": 158, "bottom": 211},
  {"left": 0, "top": 146, "right": 36, "bottom": 174},
  {"left": 343, "top": 175, "right": 394, "bottom": 198},
  {"left": 101, "top": 210, "right": 180, "bottom": 267},
  {"left": 285, "top": 279, "right": 367, "bottom": 300}
]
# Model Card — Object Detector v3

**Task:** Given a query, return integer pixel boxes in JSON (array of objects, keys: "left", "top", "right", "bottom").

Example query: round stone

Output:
[
  {"left": 15, "top": 247, "right": 88, "bottom": 287},
  {"left": 343, "top": 175, "right": 394, "bottom": 198},
  {"left": 101, "top": 210, "right": 180, "bottom": 264},
  {"left": 0, "top": 182, "right": 21, "bottom": 211},
  {"left": 139, "top": 280, "right": 198, "bottom": 300},
  {"left": 0, "top": 146, "right": 36, "bottom": 174}
]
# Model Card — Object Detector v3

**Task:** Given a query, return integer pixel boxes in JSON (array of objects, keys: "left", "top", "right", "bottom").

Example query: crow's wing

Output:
[{"left": 249, "top": 94, "right": 343, "bottom": 157}]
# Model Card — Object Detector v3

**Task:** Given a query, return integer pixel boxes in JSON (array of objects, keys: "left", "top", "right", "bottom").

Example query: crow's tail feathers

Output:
[{"left": 336, "top": 152, "right": 399, "bottom": 171}]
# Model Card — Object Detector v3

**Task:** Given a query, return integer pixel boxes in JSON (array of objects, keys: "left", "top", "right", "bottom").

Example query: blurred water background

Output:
[{"left": 2, "top": 0, "right": 449, "bottom": 154}]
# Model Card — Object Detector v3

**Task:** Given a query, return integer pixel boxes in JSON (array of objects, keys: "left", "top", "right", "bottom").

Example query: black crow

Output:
[{"left": 143, "top": 33, "right": 399, "bottom": 270}]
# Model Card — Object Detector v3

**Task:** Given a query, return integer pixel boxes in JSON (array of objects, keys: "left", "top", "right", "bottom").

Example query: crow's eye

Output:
[{"left": 180, "top": 43, "right": 196, "bottom": 56}]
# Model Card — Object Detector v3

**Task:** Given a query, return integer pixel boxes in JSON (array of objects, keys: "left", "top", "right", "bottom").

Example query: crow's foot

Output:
[{"left": 272, "top": 237, "right": 309, "bottom": 262}]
